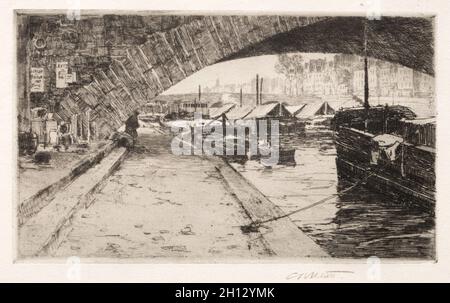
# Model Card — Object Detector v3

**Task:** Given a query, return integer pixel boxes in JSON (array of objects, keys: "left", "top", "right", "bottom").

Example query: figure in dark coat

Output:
[{"left": 125, "top": 110, "right": 140, "bottom": 145}]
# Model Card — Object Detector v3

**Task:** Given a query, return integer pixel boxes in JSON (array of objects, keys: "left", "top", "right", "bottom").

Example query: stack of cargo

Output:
[
  {"left": 332, "top": 105, "right": 416, "bottom": 134},
  {"left": 398, "top": 118, "right": 436, "bottom": 148},
  {"left": 333, "top": 104, "right": 435, "bottom": 209},
  {"left": 403, "top": 144, "right": 435, "bottom": 188}
]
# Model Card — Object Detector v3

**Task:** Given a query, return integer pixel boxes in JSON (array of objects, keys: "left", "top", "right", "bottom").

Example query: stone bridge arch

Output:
[{"left": 53, "top": 15, "right": 433, "bottom": 139}]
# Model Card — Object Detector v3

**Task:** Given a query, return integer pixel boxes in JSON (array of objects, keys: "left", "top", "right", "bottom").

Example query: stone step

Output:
[{"left": 18, "top": 147, "right": 129, "bottom": 258}]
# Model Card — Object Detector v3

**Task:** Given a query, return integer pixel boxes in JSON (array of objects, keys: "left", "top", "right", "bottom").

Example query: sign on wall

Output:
[
  {"left": 56, "top": 62, "right": 69, "bottom": 88},
  {"left": 30, "top": 67, "right": 45, "bottom": 92},
  {"left": 65, "top": 71, "right": 77, "bottom": 84}
]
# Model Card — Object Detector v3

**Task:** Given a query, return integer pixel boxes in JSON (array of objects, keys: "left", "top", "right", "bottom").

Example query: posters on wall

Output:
[
  {"left": 56, "top": 61, "right": 69, "bottom": 88},
  {"left": 56, "top": 62, "right": 76, "bottom": 87},
  {"left": 30, "top": 67, "right": 44, "bottom": 92},
  {"left": 65, "top": 71, "right": 77, "bottom": 84}
]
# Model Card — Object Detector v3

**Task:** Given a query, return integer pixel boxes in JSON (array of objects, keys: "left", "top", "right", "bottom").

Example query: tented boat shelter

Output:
[
  {"left": 225, "top": 105, "right": 255, "bottom": 120},
  {"left": 285, "top": 104, "right": 307, "bottom": 117},
  {"left": 208, "top": 103, "right": 236, "bottom": 119},
  {"left": 245, "top": 103, "right": 291, "bottom": 120},
  {"left": 244, "top": 102, "right": 297, "bottom": 136},
  {"left": 295, "top": 101, "right": 335, "bottom": 120}
]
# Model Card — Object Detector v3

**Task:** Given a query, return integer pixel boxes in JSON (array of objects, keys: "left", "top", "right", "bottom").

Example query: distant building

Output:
[
  {"left": 201, "top": 54, "right": 434, "bottom": 101},
  {"left": 397, "top": 66, "right": 414, "bottom": 97},
  {"left": 350, "top": 59, "right": 434, "bottom": 99},
  {"left": 353, "top": 69, "right": 365, "bottom": 96},
  {"left": 378, "top": 62, "right": 394, "bottom": 97},
  {"left": 368, "top": 64, "right": 379, "bottom": 95},
  {"left": 413, "top": 70, "right": 435, "bottom": 97}
]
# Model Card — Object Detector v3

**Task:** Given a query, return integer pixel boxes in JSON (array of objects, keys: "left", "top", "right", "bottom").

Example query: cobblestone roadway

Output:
[{"left": 55, "top": 128, "right": 270, "bottom": 260}]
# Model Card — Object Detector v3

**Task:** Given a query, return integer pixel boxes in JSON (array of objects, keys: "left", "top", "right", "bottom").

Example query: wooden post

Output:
[
  {"left": 71, "top": 114, "right": 78, "bottom": 143},
  {"left": 401, "top": 140, "right": 405, "bottom": 177},
  {"left": 260, "top": 77, "right": 264, "bottom": 105},
  {"left": 363, "top": 20, "right": 370, "bottom": 132},
  {"left": 222, "top": 113, "right": 226, "bottom": 155},
  {"left": 190, "top": 125, "right": 194, "bottom": 154},
  {"left": 240, "top": 87, "right": 242, "bottom": 107},
  {"left": 81, "top": 113, "right": 85, "bottom": 141},
  {"left": 86, "top": 110, "right": 91, "bottom": 143},
  {"left": 26, "top": 39, "right": 32, "bottom": 133},
  {"left": 364, "top": 56, "right": 369, "bottom": 109},
  {"left": 256, "top": 74, "right": 259, "bottom": 106}
]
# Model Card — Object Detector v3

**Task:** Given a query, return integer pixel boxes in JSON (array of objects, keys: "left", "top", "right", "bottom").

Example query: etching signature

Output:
[{"left": 286, "top": 270, "right": 355, "bottom": 280}]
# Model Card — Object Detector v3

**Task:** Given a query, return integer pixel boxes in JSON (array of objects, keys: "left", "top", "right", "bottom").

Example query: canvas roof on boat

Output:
[
  {"left": 245, "top": 103, "right": 280, "bottom": 119},
  {"left": 296, "top": 102, "right": 335, "bottom": 119},
  {"left": 209, "top": 103, "right": 236, "bottom": 119},
  {"left": 285, "top": 104, "right": 307, "bottom": 116},
  {"left": 226, "top": 105, "right": 255, "bottom": 120},
  {"left": 402, "top": 117, "right": 436, "bottom": 125},
  {"left": 373, "top": 133, "right": 404, "bottom": 146},
  {"left": 387, "top": 105, "right": 417, "bottom": 120},
  {"left": 326, "top": 97, "right": 363, "bottom": 110}
]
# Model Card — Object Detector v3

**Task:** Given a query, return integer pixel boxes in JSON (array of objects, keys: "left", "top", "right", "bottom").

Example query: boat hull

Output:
[{"left": 336, "top": 157, "right": 435, "bottom": 212}]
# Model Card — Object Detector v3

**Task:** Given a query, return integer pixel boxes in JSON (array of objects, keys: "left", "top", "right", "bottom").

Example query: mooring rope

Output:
[{"left": 242, "top": 172, "right": 375, "bottom": 231}]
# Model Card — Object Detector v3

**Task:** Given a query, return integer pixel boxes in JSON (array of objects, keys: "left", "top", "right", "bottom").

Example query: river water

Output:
[{"left": 229, "top": 131, "right": 435, "bottom": 259}]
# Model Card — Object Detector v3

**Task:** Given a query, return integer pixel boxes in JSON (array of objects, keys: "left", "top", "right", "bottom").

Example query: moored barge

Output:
[{"left": 332, "top": 105, "right": 435, "bottom": 211}]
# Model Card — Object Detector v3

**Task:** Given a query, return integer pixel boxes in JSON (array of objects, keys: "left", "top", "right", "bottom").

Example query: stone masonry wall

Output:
[
  {"left": 51, "top": 15, "right": 326, "bottom": 139},
  {"left": 18, "top": 14, "right": 433, "bottom": 139}
]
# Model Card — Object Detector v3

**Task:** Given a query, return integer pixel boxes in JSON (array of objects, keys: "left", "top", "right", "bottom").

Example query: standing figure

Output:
[{"left": 125, "top": 109, "right": 140, "bottom": 146}]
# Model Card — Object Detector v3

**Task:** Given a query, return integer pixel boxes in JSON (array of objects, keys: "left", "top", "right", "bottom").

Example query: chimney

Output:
[{"left": 240, "top": 87, "right": 243, "bottom": 107}]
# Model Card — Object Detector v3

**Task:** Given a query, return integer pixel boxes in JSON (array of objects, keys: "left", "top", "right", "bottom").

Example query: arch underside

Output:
[
  {"left": 54, "top": 16, "right": 433, "bottom": 138},
  {"left": 222, "top": 17, "right": 434, "bottom": 76}
]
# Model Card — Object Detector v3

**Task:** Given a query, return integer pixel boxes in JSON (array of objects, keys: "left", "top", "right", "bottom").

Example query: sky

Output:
[{"left": 162, "top": 53, "right": 337, "bottom": 95}]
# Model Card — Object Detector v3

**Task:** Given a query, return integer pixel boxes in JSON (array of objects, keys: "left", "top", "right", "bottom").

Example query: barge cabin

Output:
[{"left": 332, "top": 105, "right": 435, "bottom": 211}]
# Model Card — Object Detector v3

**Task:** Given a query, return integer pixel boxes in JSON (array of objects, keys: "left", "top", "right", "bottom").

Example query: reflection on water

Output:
[{"left": 231, "top": 131, "right": 435, "bottom": 259}]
